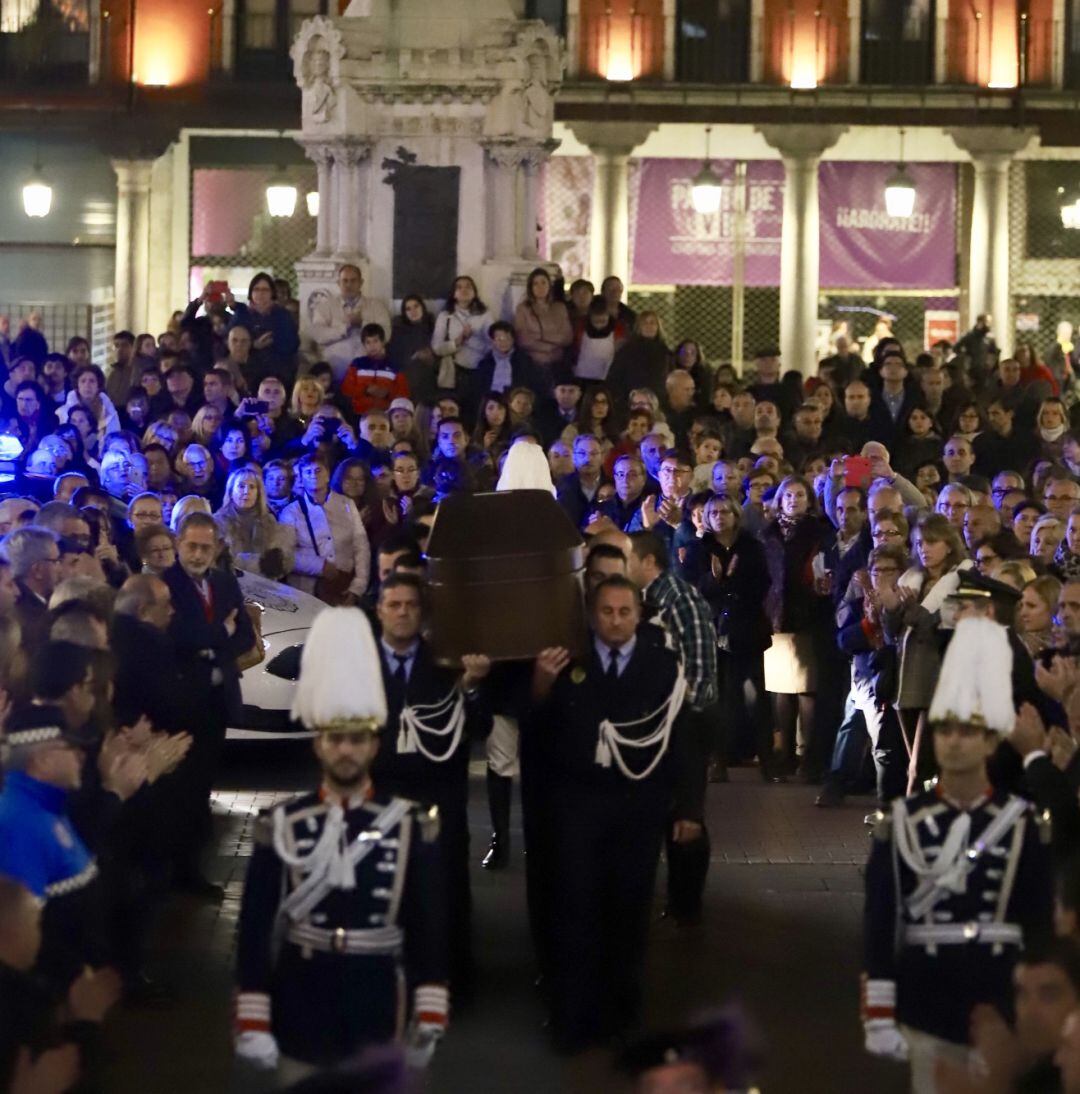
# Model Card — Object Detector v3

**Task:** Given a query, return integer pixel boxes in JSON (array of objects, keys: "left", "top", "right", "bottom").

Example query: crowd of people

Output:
[{"left": 2, "top": 257, "right": 1080, "bottom": 1090}]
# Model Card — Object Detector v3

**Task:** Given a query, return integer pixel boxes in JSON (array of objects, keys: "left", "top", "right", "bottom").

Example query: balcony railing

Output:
[
  {"left": 764, "top": 9, "right": 848, "bottom": 86},
  {"left": 579, "top": 8, "right": 666, "bottom": 81}
]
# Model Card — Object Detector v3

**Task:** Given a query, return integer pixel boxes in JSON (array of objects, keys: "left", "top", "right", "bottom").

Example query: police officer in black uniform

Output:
[
  {"left": 234, "top": 608, "right": 449, "bottom": 1082},
  {"left": 370, "top": 571, "right": 492, "bottom": 1000},
  {"left": 529, "top": 574, "right": 705, "bottom": 1052},
  {"left": 862, "top": 615, "right": 1054, "bottom": 1090}
]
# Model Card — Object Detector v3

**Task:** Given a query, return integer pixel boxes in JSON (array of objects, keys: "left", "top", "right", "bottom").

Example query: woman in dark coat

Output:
[
  {"left": 605, "top": 311, "right": 672, "bottom": 414},
  {"left": 228, "top": 271, "right": 300, "bottom": 387},
  {"left": 694, "top": 494, "right": 774, "bottom": 778},
  {"left": 759, "top": 475, "right": 835, "bottom": 777},
  {"left": 388, "top": 295, "right": 438, "bottom": 408}
]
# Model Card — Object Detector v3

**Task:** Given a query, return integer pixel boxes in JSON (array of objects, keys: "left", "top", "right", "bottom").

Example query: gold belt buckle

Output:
[{"left": 332, "top": 927, "right": 348, "bottom": 953}]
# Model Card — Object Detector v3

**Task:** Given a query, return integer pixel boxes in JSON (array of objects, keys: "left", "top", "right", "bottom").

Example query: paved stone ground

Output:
[{"left": 99, "top": 742, "right": 907, "bottom": 1093}]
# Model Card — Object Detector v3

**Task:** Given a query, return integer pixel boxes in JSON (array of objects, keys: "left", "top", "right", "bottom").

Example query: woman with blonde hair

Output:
[
  {"left": 606, "top": 310, "right": 673, "bottom": 408},
  {"left": 191, "top": 403, "right": 226, "bottom": 445},
  {"left": 879, "top": 512, "right": 972, "bottom": 791},
  {"left": 142, "top": 420, "right": 178, "bottom": 455},
  {"left": 215, "top": 467, "right": 295, "bottom": 581},
  {"left": 291, "top": 376, "right": 325, "bottom": 425},
  {"left": 1016, "top": 574, "right": 1061, "bottom": 658}
]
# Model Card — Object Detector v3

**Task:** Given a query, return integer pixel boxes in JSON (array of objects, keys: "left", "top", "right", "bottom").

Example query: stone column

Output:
[
  {"left": 302, "top": 141, "right": 335, "bottom": 256},
  {"left": 332, "top": 140, "right": 372, "bottom": 260},
  {"left": 948, "top": 127, "right": 1034, "bottom": 352},
  {"left": 520, "top": 141, "right": 559, "bottom": 262},
  {"left": 568, "top": 122, "right": 657, "bottom": 284},
  {"left": 756, "top": 125, "right": 845, "bottom": 376},
  {"left": 111, "top": 158, "right": 154, "bottom": 333},
  {"left": 483, "top": 142, "right": 525, "bottom": 261}
]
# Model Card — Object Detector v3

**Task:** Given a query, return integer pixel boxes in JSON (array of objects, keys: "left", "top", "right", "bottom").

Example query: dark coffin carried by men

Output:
[{"left": 425, "top": 489, "right": 587, "bottom": 664}]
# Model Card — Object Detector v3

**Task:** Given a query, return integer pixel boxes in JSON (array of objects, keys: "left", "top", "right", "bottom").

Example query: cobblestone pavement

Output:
[{"left": 99, "top": 744, "right": 907, "bottom": 1093}]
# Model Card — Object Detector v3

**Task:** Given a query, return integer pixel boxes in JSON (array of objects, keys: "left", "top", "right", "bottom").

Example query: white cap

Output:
[
  {"left": 290, "top": 608, "right": 387, "bottom": 733},
  {"left": 388, "top": 398, "right": 415, "bottom": 416},
  {"left": 495, "top": 439, "right": 556, "bottom": 496},
  {"left": 928, "top": 615, "right": 1015, "bottom": 734}
]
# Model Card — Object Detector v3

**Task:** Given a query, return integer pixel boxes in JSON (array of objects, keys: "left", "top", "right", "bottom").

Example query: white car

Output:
[{"left": 229, "top": 572, "right": 324, "bottom": 740}]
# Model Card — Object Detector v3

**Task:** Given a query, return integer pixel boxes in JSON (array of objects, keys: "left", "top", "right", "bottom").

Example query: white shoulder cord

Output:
[
  {"left": 397, "top": 688, "right": 466, "bottom": 763},
  {"left": 595, "top": 669, "right": 688, "bottom": 781}
]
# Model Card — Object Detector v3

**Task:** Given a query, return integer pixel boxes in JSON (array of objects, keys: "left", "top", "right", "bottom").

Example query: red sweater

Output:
[{"left": 341, "top": 356, "right": 410, "bottom": 417}]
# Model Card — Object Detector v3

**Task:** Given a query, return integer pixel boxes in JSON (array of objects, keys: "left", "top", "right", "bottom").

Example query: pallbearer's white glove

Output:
[{"left": 405, "top": 984, "right": 449, "bottom": 1069}]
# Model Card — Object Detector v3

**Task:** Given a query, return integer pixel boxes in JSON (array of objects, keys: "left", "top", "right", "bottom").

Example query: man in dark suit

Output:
[
  {"left": 162, "top": 510, "right": 254, "bottom": 897},
  {"left": 528, "top": 577, "right": 704, "bottom": 1052},
  {"left": 3, "top": 526, "right": 60, "bottom": 655},
  {"left": 535, "top": 371, "right": 582, "bottom": 447},
  {"left": 556, "top": 433, "right": 605, "bottom": 530},
  {"left": 370, "top": 573, "right": 491, "bottom": 1000}
]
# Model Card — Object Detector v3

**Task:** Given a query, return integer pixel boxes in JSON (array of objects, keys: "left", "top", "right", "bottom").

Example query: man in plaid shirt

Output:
[{"left": 627, "top": 530, "right": 718, "bottom": 926}]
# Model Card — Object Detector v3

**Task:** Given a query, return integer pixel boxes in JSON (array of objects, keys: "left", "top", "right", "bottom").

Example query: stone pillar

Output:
[
  {"left": 332, "top": 140, "right": 372, "bottom": 260},
  {"left": 520, "top": 141, "right": 559, "bottom": 263},
  {"left": 949, "top": 127, "right": 1034, "bottom": 353},
  {"left": 756, "top": 125, "right": 845, "bottom": 377},
  {"left": 302, "top": 142, "right": 335, "bottom": 257},
  {"left": 112, "top": 158, "right": 154, "bottom": 333},
  {"left": 484, "top": 142, "right": 524, "bottom": 260},
  {"left": 569, "top": 122, "right": 657, "bottom": 284}
]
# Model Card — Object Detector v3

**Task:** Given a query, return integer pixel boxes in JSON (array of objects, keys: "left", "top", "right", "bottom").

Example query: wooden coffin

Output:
[{"left": 425, "top": 490, "right": 587, "bottom": 663}]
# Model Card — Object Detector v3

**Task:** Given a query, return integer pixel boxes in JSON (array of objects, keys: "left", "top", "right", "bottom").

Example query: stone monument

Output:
[{"left": 291, "top": 0, "right": 564, "bottom": 333}]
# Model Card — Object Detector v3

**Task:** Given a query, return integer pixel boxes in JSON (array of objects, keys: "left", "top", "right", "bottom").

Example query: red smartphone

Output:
[
  {"left": 205, "top": 280, "right": 229, "bottom": 305},
  {"left": 843, "top": 455, "right": 873, "bottom": 489}
]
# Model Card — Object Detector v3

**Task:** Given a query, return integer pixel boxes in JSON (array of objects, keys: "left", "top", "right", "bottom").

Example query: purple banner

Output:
[
  {"left": 629, "top": 159, "right": 784, "bottom": 287},
  {"left": 818, "top": 162, "right": 957, "bottom": 290}
]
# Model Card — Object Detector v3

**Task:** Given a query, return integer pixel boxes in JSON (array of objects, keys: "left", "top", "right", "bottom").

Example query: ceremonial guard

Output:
[
  {"left": 529, "top": 574, "right": 704, "bottom": 1052},
  {"left": 862, "top": 615, "right": 1054, "bottom": 1091},
  {"left": 371, "top": 571, "right": 492, "bottom": 998},
  {"left": 234, "top": 609, "right": 449, "bottom": 1081}
]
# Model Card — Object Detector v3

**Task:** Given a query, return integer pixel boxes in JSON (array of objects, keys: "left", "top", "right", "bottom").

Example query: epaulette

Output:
[
  {"left": 865, "top": 809, "right": 892, "bottom": 841},
  {"left": 416, "top": 803, "right": 440, "bottom": 844},
  {"left": 1033, "top": 806, "right": 1053, "bottom": 846}
]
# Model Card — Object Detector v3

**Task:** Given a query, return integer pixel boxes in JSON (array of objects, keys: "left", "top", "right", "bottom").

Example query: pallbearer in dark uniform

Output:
[
  {"left": 530, "top": 575, "right": 704, "bottom": 1052},
  {"left": 371, "top": 572, "right": 492, "bottom": 999},
  {"left": 862, "top": 615, "right": 1054, "bottom": 1092},
  {"left": 234, "top": 608, "right": 449, "bottom": 1083}
]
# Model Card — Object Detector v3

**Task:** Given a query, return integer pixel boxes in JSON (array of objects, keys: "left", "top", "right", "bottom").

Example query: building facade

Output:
[{"left": 0, "top": 0, "right": 1075, "bottom": 369}]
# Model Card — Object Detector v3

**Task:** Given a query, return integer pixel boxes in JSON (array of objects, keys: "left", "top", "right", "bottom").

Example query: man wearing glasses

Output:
[{"left": 1, "top": 524, "right": 60, "bottom": 654}]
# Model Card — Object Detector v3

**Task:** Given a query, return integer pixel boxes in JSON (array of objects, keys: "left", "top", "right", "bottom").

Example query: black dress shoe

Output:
[
  {"left": 707, "top": 759, "right": 729, "bottom": 784},
  {"left": 481, "top": 834, "right": 509, "bottom": 870},
  {"left": 174, "top": 872, "right": 225, "bottom": 902},
  {"left": 124, "top": 971, "right": 175, "bottom": 1007},
  {"left": 814, "top": 786, "right": 845, "bottom": 808}
]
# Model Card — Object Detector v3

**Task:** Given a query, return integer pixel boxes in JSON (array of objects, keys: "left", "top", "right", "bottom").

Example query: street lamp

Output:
[
  {"left": 1060, "top": 187, "right": 1080, "bottom": 230},
  {"left": 883, "top": 129, "right": 915, "bottom": 218},
  {"left": 266, "top": 169, "right": 297, "bottom": 218},
  {"left": 690, "top": 126, "right": 723, "bottom": 215},
  {"left": 22, "top": 169, "right": 52, "bottom": 218}
]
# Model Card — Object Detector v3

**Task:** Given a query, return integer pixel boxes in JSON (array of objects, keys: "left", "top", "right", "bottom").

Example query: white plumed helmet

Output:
[
  {"left": 495, "top": 439, "right": 556, "bottom": 496},
  {"left": 928, "top": 615, "right": 1015, "bottom": 735},
  {"left": 290, "top": 607, "right": 387, "bottom": 733}
]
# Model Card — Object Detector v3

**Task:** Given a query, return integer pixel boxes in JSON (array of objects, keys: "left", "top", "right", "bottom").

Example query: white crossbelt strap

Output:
[
  {"left": 893, "top": 795, "right": 1028, "bottom": 922},
  {"left": 397, "top": 688, "right": 466, "bottom": 763},
  {"left": 594, "top": 668, "right": 688, "bottom": 781},
  {"left": 275, "top": 797, "right": 412, "bottom": 923}
]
